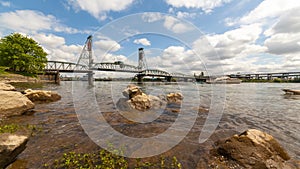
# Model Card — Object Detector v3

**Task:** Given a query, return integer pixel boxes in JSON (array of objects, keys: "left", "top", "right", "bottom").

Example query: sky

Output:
[{"left": 0, "top": 0, "right": 300, "bottom": 77}]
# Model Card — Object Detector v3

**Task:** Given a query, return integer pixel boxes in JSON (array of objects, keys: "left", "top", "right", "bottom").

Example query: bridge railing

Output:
[{"left": 46, "top": 61, "right": 88, "bottom": 71}]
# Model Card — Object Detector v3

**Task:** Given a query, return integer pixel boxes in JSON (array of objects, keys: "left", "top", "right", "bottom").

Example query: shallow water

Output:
[{"left": 5, "top": 81, "right": 300, "bottom": 168}]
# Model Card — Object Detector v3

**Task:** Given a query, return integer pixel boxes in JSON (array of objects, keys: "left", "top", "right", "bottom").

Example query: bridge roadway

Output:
[
  {"left": 228, "top": 72, "right": 300, "bottom": 79},
  {"left": 45, "top": 61, "right": 195, "bottom": 80}
]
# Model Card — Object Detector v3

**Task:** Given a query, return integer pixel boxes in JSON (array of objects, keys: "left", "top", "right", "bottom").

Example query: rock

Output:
[
  {"left": 166, "top": 92, "right": 183, "bottom": 103},
  {"left": 118, "top": 84, "right": 167, "bottom": 111},
  {"left": 128, "top": 93, "right": 151, "bottom": 111},
  {"left": 122, "top": 84, "right": 143, "bottom": 99},
  {"left": 0, "top": 91, "right": 34, "bottom": 117},
  {"left": 282, "top": 89, "right": 300, "bottom": 95},
  {"left": 211, "top": 129, "right": 297, "bottom": 169},
  {"left": 0, "top": 83, "right": 16, "bottom": 91},
  {"left": 0, "top": 133, "right": 29, "bottom": 168},
  {"left": 23, "top": 89, "right": 61, "bottom": 103}
]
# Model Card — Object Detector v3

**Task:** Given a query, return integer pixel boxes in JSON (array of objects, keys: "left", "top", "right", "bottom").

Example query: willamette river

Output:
[{"left": 7, "top": 81, "right": 300, "bottom": 168}]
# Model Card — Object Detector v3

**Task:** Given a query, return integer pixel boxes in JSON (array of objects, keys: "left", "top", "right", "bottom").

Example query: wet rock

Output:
[
  {"left": 166, "top": 92, "right": 183, "bottom": 103},
  {"left": 0, "top": 91, "right": 34, "bottom": 117},
  {"left": 210, "top": 129, "right": 299, "bottom": 169},
  {"left": 127, "top": 94, "right": 165, "bottom": 110},
  {"left": 128, "top": 93, "right": 151, "bottom": 111},
  {"left": 0, "top": 83, "right": 16, "bottom": 91},
  {"left": 23, "top": 89, "right": 61, "bottom": 103},
  {"left": 118, "top": 85, "right": 167, "bottom": 111},
  {"left": 122, "top": 84, "right": 143, "bottom": 99},
  {"left": 0, "top": 133, "right": 29, "bottom": 168}
]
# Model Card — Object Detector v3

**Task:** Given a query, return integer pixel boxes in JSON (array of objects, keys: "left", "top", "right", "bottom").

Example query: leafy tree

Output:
[{"left": 0, "top": 33, "right": 47, "bottom": 74}]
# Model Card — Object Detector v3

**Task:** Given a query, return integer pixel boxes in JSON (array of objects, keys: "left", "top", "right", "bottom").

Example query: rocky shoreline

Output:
[
  {"left": 0, "top": 81, "right": 61, "bottom": 168},
  {"left": 0, "top": 81, "right": 299, "bottom": 168}
]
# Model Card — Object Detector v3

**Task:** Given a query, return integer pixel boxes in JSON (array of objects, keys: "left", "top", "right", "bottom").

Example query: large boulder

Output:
[
  {"left": 210, "top": 129, "right": 297, "bottom": 169},
  {"left": 0, "top": 91, "right": 34, "bottom": 117},
  {"left": 0, "top": 133, "right": 29, "bottom": 168},
  {"left": 0, "top": 83, "right": 16, "bottom": 91},
  {"left": 23, "top": 89, "right": 61, "bottom": 103}
]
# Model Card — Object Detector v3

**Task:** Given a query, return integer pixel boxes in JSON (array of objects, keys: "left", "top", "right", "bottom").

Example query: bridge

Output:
[
  {"left": 44, "top": 36, "right": 195, "bottom": 85},
  {"left": 228, "top": 72, "right": 300, "bottom": 80}
]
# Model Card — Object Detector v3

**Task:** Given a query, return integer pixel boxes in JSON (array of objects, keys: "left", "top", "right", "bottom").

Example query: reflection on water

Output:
[
  {"left": 283, "top": 94, "right": 300, "bottom": 100},
  {"left": 5, "top": 81, "right": 300, "bottom": 168}
]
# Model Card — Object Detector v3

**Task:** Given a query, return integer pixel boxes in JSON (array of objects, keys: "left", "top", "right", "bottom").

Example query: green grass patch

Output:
[
  {"left": 9, "top": 82, "right": 44, "bottom": 90},
  {"left": 0, "top": 124, "right": 20, "bottom": 133},
  {"left": 46, "top": 148, "right": 182, "bottom": 169},
  {"left": 0, "top": 123, "right": 42, "bottom": 135}
]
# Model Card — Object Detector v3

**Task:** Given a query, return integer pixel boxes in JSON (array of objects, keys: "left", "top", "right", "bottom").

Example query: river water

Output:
[{"left": 6, "top": 81, "right": 300, "bottom": 168}]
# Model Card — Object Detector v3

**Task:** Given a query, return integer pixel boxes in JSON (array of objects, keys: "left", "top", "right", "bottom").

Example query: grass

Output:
[
  {"left": 0, "top": 123, "right": 42, "bottom": 135},
  {"left": 45, "top": 148, "right": 182, "bottom": 169},
  {"left": 0, "top": 124, "right": 20, "bottom": 133},
  {"left": 9, "top": 82, "right": 44, "bottom": 90}
]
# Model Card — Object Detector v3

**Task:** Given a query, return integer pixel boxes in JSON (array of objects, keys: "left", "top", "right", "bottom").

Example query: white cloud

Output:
[
  {"left": 264, "top": 8, "right": 300, "bottom": 36},
  {"left": 239, "top": 0, "right": 300, "bottom": 25},
  {"left": 193, "top": 24, "right": 266, "bottom": 60},
  {"left": 145, "top": 46, "right": 204, "bottom": 74},
  {"left": 0, "top": 10, "right": 81, "bottom": 34},
  {"left": 221, "top": 1, "right": 300, "bottom": 73},
  {"left": 133, "top": 38, "right": 151, "bottom": 46},
  {"left": 67, "top": 0, "right": 134, "bottom": 20},
  {"left": 33, "top": 33, "right": 66, "bottom": 48},
  {"left": 163, "top": 16, "right": 192, "bottom": 33},
  {"left": 141, "top": 12, "right": 164, "bottom": 23},
  {"left": 94, "top": 39, "right": 121, "bottom": 53},
  {"left": 29, "top": 33, "right": 82, "bottom": 62},
  {"left": 165, "top": 0, "right": 232, "bottom": 13},
  {"left": 176, "top": 11, "right": 196, "bottom": 19},
  {"left": 0, "top": 1, "right": 10, "bottom": 7},
  {"left": 264, "top": 33, "right": 300, "bottom": 55}
]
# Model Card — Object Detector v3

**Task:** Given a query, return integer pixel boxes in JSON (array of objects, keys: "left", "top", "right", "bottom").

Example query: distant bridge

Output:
[
  {"left": 228, "top": 72, "right": 300, "bottom": 80},
  {"left": 44, "top": 35, "right": 196, "bottom": 85},
  {"left": 45, "top": 61, "right": 195, "bottom": 81}
]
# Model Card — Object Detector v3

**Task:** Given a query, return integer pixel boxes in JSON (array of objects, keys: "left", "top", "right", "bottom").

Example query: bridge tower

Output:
[
  {"left": 138, "top": 48, "right": 147, "bottom": 70},
  {"left": 77, "top": 35, "right": 94, "bottom": 86}
]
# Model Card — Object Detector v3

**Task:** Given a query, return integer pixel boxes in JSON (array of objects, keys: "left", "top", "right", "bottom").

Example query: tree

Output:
[{"left": 0, "top": 33, "right": 47, "bottom": 74}]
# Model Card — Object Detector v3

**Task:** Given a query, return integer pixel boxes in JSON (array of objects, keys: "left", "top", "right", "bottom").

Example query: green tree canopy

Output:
[{"left": 0, "top": 33, "right": 47, "bottom": 74}]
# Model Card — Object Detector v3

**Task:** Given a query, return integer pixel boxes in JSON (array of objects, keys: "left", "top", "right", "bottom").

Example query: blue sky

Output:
[{"left": 0, "top": 0, "right": 300, "bottom": 76}]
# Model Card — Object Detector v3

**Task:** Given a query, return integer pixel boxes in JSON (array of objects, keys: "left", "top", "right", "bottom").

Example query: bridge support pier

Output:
[
  {"left": 166, "top": 76, "right": 172, "bottom": 82},
  {"left": 137, "top": 75, "right": 143, "bottom": 84},
  {"left": 88, "top": 71, "right": 94, "bottom": 86}
]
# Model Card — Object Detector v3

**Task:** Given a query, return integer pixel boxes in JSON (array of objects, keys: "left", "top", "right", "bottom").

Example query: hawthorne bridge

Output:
[{"left": 44, "top": 35, "right": 196, "bottom": 85}]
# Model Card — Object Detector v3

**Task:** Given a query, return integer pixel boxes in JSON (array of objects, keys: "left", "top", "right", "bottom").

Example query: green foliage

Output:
[
  {"left": 0, "top": 33, "right": 47, "bottom": 74},
  {"left": 0, "top": 124, "right": 19, "bottom": 133},
  {"left": 0, "top": 66, "right": 9, "bottom": 74},
  {"left": 0, "top": 123, "right": 42, "bottom": 135},
  {"left": 48, "top": 149, "right": 182, "bottom": 169}
]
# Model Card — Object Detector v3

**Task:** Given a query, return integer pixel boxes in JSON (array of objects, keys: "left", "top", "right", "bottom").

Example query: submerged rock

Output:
[
  {"left": 118, "top": 84, "right": 180, "bottom": 111},
  {"left": 122, "top": 84, "right": 143, "bottom": 99},
  {"left": 23, "top": 89, "right": 61, "bottom": 103},
  {"left": 0, "top": 133, "right": 29, "bottom": 168},
  {"left": 210, "top": 129, "right": 299, "bottom": 169},
  {"left": 0, "top": 83, "right": 16, "bottom": 91},
  {"left": 166, "top": 92, "right": 183, "bottom": 103},
  {"left": 0, "top": 91, "right": 34, "bottom": 117}
]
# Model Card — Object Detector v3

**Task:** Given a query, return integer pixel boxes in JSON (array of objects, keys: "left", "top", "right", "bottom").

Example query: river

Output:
[{"left": 6, "top": 81, "right": 300, "bottom": 168}]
